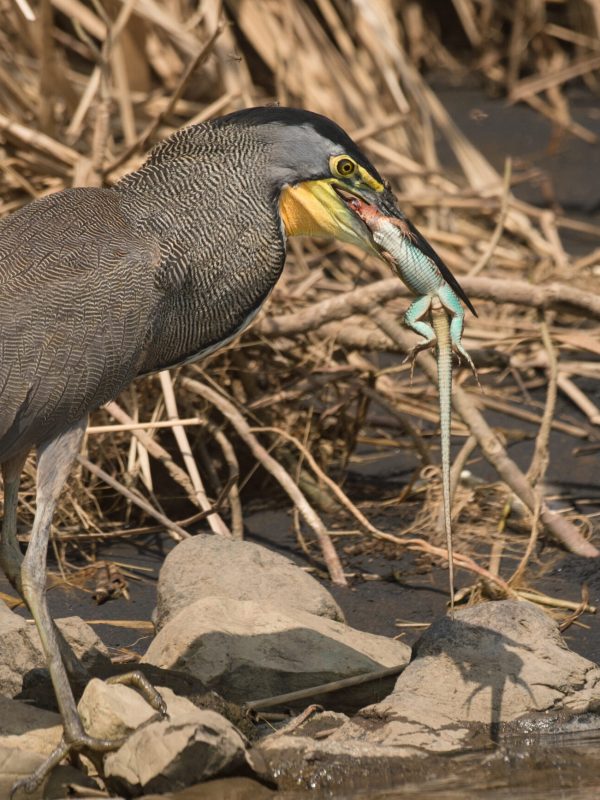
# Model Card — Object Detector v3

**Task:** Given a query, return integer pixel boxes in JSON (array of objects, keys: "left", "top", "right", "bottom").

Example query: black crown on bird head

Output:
[{"left": 215, "top": 105, "right": 384, "bottom": 185}]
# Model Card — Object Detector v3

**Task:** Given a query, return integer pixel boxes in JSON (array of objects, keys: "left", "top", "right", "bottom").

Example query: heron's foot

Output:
[
  {"left": 106, "top": 669, "right": 168, "bottom": 716},
  {"left": 403, "top": 339, "right": 435, "bottom": 383},
  {"left": 10, "top": 732, "right": 126, "bottom": 798},
  {"left": 10, "top": 673, "right": 167, "bottom": 797}
]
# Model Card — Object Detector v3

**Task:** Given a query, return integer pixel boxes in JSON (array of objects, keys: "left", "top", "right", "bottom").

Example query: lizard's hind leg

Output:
[
  {"left": 449, "top": 313, "right": 481, "bottom": 389},
  {"left": 439, "top": 286, "right": 481, "bottom": 388}
]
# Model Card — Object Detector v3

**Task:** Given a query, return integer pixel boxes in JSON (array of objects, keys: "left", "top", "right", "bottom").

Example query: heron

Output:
[{"left": 0, "top": 106, "right": 466, "bottom": 792}]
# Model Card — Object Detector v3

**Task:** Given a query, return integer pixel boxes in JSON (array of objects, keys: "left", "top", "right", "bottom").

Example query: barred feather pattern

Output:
[
  {"left": 116, "top": 120, "right": 286, "bottom": 375},
  {"left": 0, "top": 120, "right": 286, "bottom": 461}
]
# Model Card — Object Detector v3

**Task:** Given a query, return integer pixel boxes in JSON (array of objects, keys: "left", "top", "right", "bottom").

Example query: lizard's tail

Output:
[{"left": 431, "top": 307, "right": 454, "bottom": 613}]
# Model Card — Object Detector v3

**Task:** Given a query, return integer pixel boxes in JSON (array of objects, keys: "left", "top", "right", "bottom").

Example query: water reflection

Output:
[{"left": 155, "top": 720, "right": 600, "bottom": 800}]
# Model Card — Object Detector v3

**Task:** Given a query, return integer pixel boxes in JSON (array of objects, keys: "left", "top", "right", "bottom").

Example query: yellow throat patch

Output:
[{"left": 280, "top": 180, "right": 342, "bottom": 239}]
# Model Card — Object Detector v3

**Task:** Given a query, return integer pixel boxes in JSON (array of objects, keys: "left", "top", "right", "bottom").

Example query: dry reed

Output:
[{"left": 1, "top": 0, "right": 599, "bottom": 612}]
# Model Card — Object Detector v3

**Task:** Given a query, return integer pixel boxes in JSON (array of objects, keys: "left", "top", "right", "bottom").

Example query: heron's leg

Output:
[
  {"left": 12, "top": 420, "right": 165, "bottom": 797},
  {"left": 1, "top": 451, "right": 28, "bottom": 592},
  {"left": 1, "top": 451, "right": 86, "bottom": 681},
  {"left": 19, "top": 420, "right": 90, "bottom": 736}
]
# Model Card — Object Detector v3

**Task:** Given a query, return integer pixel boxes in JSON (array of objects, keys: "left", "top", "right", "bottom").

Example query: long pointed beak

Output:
[
  {"left": 281, "top": 178, "right": 477, "bottom": 316},
  {"left": 331, "top": 182, "right": 406, "bottom": 251}
]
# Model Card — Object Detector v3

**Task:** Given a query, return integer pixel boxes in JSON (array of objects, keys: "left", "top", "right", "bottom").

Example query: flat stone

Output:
[
  {"left": 143, "top": 596, "right": 410, "bottom": 708},
  {"left": 78, "top": 678, "right": 158, "bottom": 741},
  {"left": 52, "top": 617, "right": 110, "bottom": 672},
  {"left": 154, "top": 534, "right": 344, "bottom": 631},
  {"left": 252, "top": 601, "right": 600, "bottom": 791},
  {"left": 78, "top": 679, "right": 231, "bottom": 743}
]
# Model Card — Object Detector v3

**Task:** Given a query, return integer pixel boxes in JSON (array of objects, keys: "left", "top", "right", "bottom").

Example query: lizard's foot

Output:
[
  {"left": 10, "top": 672, "right": 167, "bottom": 798},
  {"left": 453, "top": 344, "right": 482, "bottom": 391},
  {"left": 403, "top": 339, "right": 435, "bottom": 383}
]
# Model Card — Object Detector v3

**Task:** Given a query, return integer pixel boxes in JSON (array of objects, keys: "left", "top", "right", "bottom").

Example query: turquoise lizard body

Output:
[{"left": 350, "top": 199, "right": 478, "bottom": 610}]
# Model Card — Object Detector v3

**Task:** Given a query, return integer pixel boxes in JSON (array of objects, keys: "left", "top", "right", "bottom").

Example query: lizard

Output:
[{"left": 348, "top": 197, "right": 479, "bottom": 611}]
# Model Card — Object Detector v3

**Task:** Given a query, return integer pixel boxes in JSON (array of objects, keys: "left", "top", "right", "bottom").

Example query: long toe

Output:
[
  {"left": 10, "top": 731, "right": 134, "bottom": 798},
  {"left": 106, "top": 670, "right": 168, "bottom": 716}
]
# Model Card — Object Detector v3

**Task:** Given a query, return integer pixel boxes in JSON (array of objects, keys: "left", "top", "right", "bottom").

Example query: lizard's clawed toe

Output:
[{"left": 403, "top": 340, "right": 435, "bottom": 382}]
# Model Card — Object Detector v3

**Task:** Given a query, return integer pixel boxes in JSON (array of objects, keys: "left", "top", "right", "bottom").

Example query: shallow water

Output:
[
  {"left": 157, "top": 723, "right": 600, "bottom": 799},
  {"left": 370, "top": 730, "right": 600, "bottom": 799}
]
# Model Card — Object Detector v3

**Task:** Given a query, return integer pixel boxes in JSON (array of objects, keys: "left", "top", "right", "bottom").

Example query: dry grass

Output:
[{"left": 1, "top": 0, "right": 600, "bottom": 609}]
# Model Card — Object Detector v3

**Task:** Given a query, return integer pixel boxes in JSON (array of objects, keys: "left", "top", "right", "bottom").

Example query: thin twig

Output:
[
  {"left": 77, "top": 454, "right": 189, "bottom": 541},
  {"left": 159, "top": 370, "right": 230, "bottom": 537},
  {"left": 181, "top": 376, "right": 347, "bottom": 586},
  {"left": 370, "top": 309, "right": 598, "bottom": 558},
  {"left": 87, "top": 417, "right": 205, "bottom": 433},
  {"left": 104, "top": 401, "right": 231, "bottom": 525},
  {"left": 246, "top": 664, "right": 406, "bottom": 711},
  {"left": 258, "top": 277, "right": 600, "bottom": 339},
  {"left": 248, "top": 424, "right": 387, "bottom": 539},
  {"left": 469, "top": 157, "right": 512, "bottom": 276},
  {"left": 206, "top": 423, "right": 243, "bottom": 539},
  {"left": 510, "top": 314, "right": 559, "bottom": 585}
]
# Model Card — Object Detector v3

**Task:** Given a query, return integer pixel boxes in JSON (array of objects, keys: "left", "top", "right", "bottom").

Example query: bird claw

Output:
[
  {"left": 10, "top": 672, "right": 167, "bottom": 798},
  {"left": 106, "top": 670, "right": 168, "bottom": 717},
  {"left": 10, "top": 732, "right": 127, "bottom": 799}
]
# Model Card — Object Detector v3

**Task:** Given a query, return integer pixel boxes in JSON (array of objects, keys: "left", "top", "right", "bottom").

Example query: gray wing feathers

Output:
[{"left": 0, "top": 188, "right": 160, "bottom": 460}]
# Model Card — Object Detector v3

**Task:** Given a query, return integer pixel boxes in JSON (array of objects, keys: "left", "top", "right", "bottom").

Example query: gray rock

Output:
[
  {"left": 252, "top": 603, "right": 600, "bottom": 791},
  {"left": 0, "top": 696, "right": 62, "bottom": 756},
  {"left": 78, "top": 678, "right": 232, "bottom": 743},
  {"left": 143, "top": 595, "right": 411, "bottom": 708},
  {"left": 0, "top": 600, "right": 110, "bottom": 697},
  {"left": 104, "top": 703, "right": 247, "bottom": 795},
  {"left": 0, "top": 745, "right": 96, "bottom": 800},
  {"left": 154, "top": 534, "right": 344, "bottom": 631},
  {"left": 0, "top": 697, "right": 99, "bottom": 797},
  {"left": 78, "top": 678, "right": 159, "bottom": 741},
  {"left": 52, "top": 617, "right": 111, "bottom": 672},
  {"left": 76, "top": 680, "right": 249, "bottom": 795},
  {"left": 368, "top": 600, "right": 600, "bottom": 738}
]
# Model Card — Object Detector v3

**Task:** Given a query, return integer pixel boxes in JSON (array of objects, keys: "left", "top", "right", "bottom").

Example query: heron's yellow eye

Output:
[{"left": 333, "top": 156, "right": 356, "bottom": 178}]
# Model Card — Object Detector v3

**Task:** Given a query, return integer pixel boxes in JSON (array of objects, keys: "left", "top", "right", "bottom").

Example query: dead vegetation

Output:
[{"left": 1, "top": 0, "right": 600, "bottom": 615}]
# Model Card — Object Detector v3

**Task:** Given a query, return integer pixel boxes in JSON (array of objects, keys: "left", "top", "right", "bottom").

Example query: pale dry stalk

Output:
[
  {"left": 159, "top": 370, "right": 231, "bottom": 537},
  {"left": 370, "top": 309, "right": 598, "bottom": 558},
  {"left": 180, "top": 376, "right": 347, "bottom": 586}
]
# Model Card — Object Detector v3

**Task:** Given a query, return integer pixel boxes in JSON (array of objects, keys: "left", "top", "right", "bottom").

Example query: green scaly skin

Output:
[
  {"left": 352, "top": 202, "right": 478, "bottom": 612},
  {"left": 431, "top": 301, "right": 455, "bottom": 611}
]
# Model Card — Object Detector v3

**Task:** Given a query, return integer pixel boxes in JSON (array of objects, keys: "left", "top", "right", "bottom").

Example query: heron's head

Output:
[{"left": 216, "top": 106, "right": 401, "bottom": 255}]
